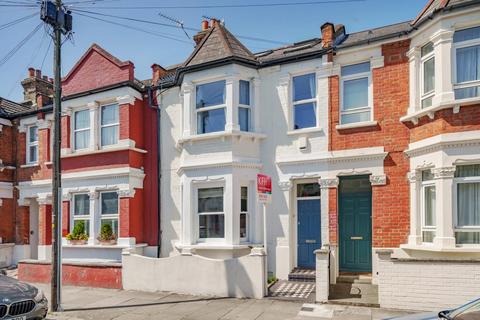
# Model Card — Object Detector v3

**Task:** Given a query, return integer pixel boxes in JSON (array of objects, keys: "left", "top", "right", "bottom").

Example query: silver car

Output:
[
  {"left": 389, "top": 298, "right": 480, "bottom": 320},
  {"left": 0, "top": 270, "right": 48, "bottom": 320}
]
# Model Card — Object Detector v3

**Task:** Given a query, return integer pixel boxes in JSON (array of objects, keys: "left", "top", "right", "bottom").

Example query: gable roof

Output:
[
  {"left": 412, "top": 0, "right": 476, "bottom": 25},
  {"left": 183, "top": 22, "right": 257, "bottom": 68},
  {"left": 0, "top": 97, "right": 32, "bottom": 117}
]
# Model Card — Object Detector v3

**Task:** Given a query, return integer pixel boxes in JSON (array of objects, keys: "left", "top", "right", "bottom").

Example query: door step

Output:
[
  {"left": 337, "top": 274, "right": 372, "bottom": 284},
  {"left": 288, "top": 268, "right": 316, "bottom": 282},
  {"left": 329, "top": 274, "right": 378, "bottom": 306}
]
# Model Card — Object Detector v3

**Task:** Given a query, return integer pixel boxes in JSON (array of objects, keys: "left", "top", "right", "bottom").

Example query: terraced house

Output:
[{"left": 0, "top": 0, "right": 479, "bottom": 311}]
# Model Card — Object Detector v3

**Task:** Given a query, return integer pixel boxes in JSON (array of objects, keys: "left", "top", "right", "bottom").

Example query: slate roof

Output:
[
  {"left": 412, "top": 0, "right": 477, "bottom": 25},
  {"left": 0, "top": 98, "right": 32, "bottom": 117},
  {"left": 337, "top": 21, "right": 412, "bottom": 49}
]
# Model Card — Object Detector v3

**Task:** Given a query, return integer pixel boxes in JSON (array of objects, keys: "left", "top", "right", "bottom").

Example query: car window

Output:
[{"left": 449, "top": 299, "right": 480, "bottom": 319}]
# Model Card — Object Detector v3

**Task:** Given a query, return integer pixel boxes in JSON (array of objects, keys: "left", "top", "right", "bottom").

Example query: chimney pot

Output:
[
  {"left": 201, "top": 19, "right": 209, "bottom": 31},
  {"left": 49, "top": 78, "right": 53, "bottom": 83},
  {"left": 28, "top": 68, "right": 35, "bottom": 78},
  {"left": 35, "top": 69, "right": 41, "bottom": 79},
  {"left": 211, "top": 18, "right": 219, "bottom": 28},
  {"left": 42, "top": 75, "right": 48, "bottom": 81}
]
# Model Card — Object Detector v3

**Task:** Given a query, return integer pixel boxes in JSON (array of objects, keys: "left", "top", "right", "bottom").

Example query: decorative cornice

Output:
[
  {"left": 432, "top": 167, "right": 456, "bottom": 179},
  {"left": 177, "top": 159, "right": 262, "bottom": 175},
  {"left": 318, "top": 178, "right": 339, "bottom": 189},
  {"left": 369, "top": 174, "right": 387, "bottom": 186},
  {"left": 407, "top": 171, "right": 421, "bottom": 183},
  {"left": 405, "top": 131, "right": 480, "bottom": 157},
  {"left": 278, "top": 180, "right": 292, "bottom": 191},
  {"left": 116, "top": 95, "right": 136, "bottom": 106}
]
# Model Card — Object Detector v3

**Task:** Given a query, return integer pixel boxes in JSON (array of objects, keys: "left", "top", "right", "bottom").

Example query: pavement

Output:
[{"left": 31, "top": 283, "right": 413, "bottom": 320}]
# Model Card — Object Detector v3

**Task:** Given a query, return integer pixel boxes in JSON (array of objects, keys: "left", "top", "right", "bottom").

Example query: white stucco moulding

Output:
[
  {"left": 318, "top": 178, "right": 339, "bottom": 189},
  {"left": 405, "top": 130, "right": 480, "bottom": 157},
  {"left": 369, "top": 174, "right": 387, "bottom": 186},
  {"left": 278, "top": 180, "right": 293, "bottom": 191},
  {"left": 116, "top": 95, "right": 136, "bottom": 106}
]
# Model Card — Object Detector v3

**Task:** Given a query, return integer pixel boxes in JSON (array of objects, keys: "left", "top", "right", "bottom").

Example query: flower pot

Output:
[
  {"left": 68, "top": 239, "right": 88, "bottom": 245},
  {"left": 98, "top": 239, "right": 117, "bottom": 246}
]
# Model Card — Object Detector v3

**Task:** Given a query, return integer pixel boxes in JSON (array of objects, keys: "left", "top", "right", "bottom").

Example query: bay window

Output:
[
  {"left": 453, "top": 26, "right": 480, "bottom": 100},
  {"left": 292, "top": 73, "right": 317, "bottom": 130},
  {"left": 26, "top": 125, "right": 38, "bottom": 164},
  {"left": 100, "top": 191, "right": 119, "bottom": 238},
  {"left": 239, "top": 80, "right": 251, "bottom": 132},
  {"left": 196, "top": 80, "right": 226, "bottom": 134},
  {"left": 198, "top": 187, "right": 224, "bottom": 239},
  {"left": 73, "top": 194, "right": 90, "bottom": 236},
  {"left": 341, "top": 62, "right": 371, "bottom": 124},
  {"left": 240, "top": 186, "right": 248, "bottom": 240},
  {"left": 421, "top": 42, "right": 435, "bottom": 109},
  {"left": 455, "top": 164, "right": 480, "bottom": 244},
  {"left": 101, "top": 104, "right": 119, "bottom": 147},
  {"left": 74, "top": 109, "right": 90, "bottom": 150},
  {"left": 421, "top": 170, "right": 436, "bottom": 243}
]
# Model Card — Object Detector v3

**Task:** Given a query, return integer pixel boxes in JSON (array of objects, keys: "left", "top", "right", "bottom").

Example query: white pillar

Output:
[
  {"left": 87, "top": 102, "right": 99, "bottom": 150},
  {"left": 252, "top": 77, "right": 261, "bottom": 132},
  {"left": 276, "top": 180, "right": 292, "bottom": 280},
  {"left": 230, "top": 173, "right": 241, "bottom": 245},
  {"left": 182, "top": 82, "right": 194, "bottom": 137},
  {"left": 407, "top": 47, "right": 421, "bottom": 114},
  {"left": 224, "top": 174, "right": 235, "bottom": 245},
  {"left": 432, "top": 29, "right": 455, "bottom": 106},
  {"left": 89, "top": 191, "right": 98, "bottom": 245},
  {"left": 433, "top": 167, "right": 456, "bottom": 248},
  {"left": 407, "top": 171, "right": 422, "bottom": 246}
]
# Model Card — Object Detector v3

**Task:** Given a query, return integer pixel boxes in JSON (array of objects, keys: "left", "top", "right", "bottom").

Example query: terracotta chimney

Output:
[
  {"left": 35, "top": 69, "right": 41, "bottom": 79},
  {"left": 21, "top": 68, "right": 53, "bottom": 107},
  {"left": 28, "top": 67, "right": 35, "bottom": 78},
  {"left": 193, "top": 19, "right": 211, "bottom": 46},
  {"left": 151, "top": 64, "right": 167, "bottom": 85},
  {"left": 321, "top": 22, "right": 335, "bottom": 48},
  {"left": 201, "top": 19, "right": 209, "bottom": 31}
]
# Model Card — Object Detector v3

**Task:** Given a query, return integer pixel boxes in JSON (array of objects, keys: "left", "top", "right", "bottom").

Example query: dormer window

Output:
[
  {"left": 239, "top": 80, "right": 251, "bottom": 132},
  {"left": 453, "top": 26, "right": 480, "bottom": 100},
  {"left": 421, "top": 42, "right": 435, "bottom": 109},
  {"left": 293, "top": 73, "right": 317, "bottom": 130},
  {"left": 196, "top": 80, "right": 226, "bottom": 134}
]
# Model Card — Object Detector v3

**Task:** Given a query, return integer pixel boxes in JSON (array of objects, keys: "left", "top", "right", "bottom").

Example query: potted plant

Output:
[
  {"left": 97, "top": 224, "right": 117, "bottom": 245},
  {"left": 66, "top": 221, "right": 88, "bottom": 245}
]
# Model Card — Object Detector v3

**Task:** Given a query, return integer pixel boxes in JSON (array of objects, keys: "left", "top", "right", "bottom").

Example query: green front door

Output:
[{"left": 339, "top": 176, "right": 372, "bottom": 272}]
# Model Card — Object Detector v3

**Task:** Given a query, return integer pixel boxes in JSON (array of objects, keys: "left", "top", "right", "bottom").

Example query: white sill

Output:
[
  {"left": 178, "top": 131, "right": 267, "bottom": 145},
  {"left": 286, "top": 127, "right": 323, "bottom": 136},
  {"left": 20, "top": 163, "right": 40, "bottom": 168},
  {"left": 400, "top": 244, "right": 480, "bottom": 253},
  {"left": 336, "top": 121, "right": 378, "bottom": 130},
  {"left": 176, "top": 243, "right": 254, "bottom": 250},
  {"left": 62, "top": 145, "right": 147, "bottom": 158}
]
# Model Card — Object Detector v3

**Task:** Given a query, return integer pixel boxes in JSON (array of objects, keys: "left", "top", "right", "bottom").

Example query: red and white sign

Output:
[{"left": 257, "top": 174, "right": 272, "bottom": 203}]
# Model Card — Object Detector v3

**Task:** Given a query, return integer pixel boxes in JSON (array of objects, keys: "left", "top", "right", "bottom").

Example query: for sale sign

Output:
[{"left": 257, "top": 174, "right": 272, "bottom": 203}]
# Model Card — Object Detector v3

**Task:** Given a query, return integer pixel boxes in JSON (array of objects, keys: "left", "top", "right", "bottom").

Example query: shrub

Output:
[
  {"left": 98, "top": 223, "right": 117, "bottom": 241},
  {"left": 66, "top": 220, "right": 88, "bottom": 241}
]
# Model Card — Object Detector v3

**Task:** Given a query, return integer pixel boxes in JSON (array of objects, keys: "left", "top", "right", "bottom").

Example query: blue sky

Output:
[{"left": 0, "top": 0, "right": 427, "bottom": 102}]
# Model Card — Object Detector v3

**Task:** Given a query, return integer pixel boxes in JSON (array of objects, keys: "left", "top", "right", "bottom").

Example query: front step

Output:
[
  {"left": 329, "top": 274, "right": 379, "bottom": 306},
  {"left": 288, "top": 268, "right": 315, "bottom": 282},
  {"left": 337, "top": 274, "right": 372, "bottom": 284}
]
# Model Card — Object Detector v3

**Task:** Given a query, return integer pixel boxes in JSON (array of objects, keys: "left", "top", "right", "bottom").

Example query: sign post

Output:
[{"left": 257, "top": 174, "right": 272, "bottom": 294}]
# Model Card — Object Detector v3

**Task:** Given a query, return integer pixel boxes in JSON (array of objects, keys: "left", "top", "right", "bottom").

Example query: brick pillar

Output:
[
  {"left": 62, "top": 200, "right": 70, "bottom": 237},
  {"left": 38, "top": 202, "right": 52, "bottom": 245},
  {"left": 15, "top": 201, "right": 30, "bottom": 245},
  {"left": 119, "top": 197, "right": 130, "bottom": 238},
  {"left": 61, "top": 114, "right": 70, "bottom": 149},
  {"left": 38, "top": 127, "right": 50, "bottom": 162}
]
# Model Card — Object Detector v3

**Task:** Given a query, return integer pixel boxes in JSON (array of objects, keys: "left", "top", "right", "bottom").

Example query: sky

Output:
[{"left": 0, "top": 0, "right": 427, "bottom": 102}]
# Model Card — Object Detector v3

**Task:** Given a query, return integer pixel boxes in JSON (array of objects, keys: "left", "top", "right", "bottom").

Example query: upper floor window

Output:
[
  {"left": 26, "top": 125, "right": 38, "bottom": 164},
  {"left": 453, "top": 26, "right": 480, "bottom": 100},
  {"left": 421, "top": 170, "right": 436, "bottom": 243},
  {"left": 74, "top": 109, "right": 90, "bottom": 150},
  {"left": 196, "top": 80, "right": 226, "bottom": 134},
  {"left": 341, "top": 62, "right": 371, "bottom": 124},
  {"left": 101, "top": 104, "right": 119, "bottom": 147},
  {"left": 421, "top": 42, "right": 435, "bottom": 109},
  {"left": 455, "top": 164, "right": 480, "bottom": 244},
  {"left": 198, "top": 187, "right": 224, "bottom": 239},
  {"left": 293, "top": 73, "right": 316, "bottom": 130},
  {"left": 239, "top": 80, "right": 251, "bottom": 132}
]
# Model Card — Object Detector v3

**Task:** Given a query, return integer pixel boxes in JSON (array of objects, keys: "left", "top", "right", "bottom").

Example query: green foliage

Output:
[
  {"left": 98, "top": 223, "right": 117, "bottom": 241},
  {"left": 267, "top": 274, "right": 277, "bottom": 285},
  {"left": 66, "top": 220, "right": 88, "bottom": 241}
]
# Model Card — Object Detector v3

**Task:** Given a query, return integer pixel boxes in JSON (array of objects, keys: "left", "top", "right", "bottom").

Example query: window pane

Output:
[
  {"left": 75, "top": 110, "right": 90, "bottom": 130},
  {"left": 241, "top": 187, "right": 248, "bottom": 212},
  {"left": 239, "top": 107, "right": 250, "bottom": 132},
  {"left": 455, "top": 87, "right": 479, "bottom": 99},
  {"left": 421, "top": 42, "right": 434, "bottom": 57},
  {"left": 454, "top": 26, "right": 480, "bottom": 43},
  {"left": 341, "top": 111, "right": 371, "bottom": 124},
  {"left": 455, "top": 165, "right": 480, "bottom": 178},
  {"left": 74, "top": 194, "right": 90, "bottom": 215},
  {"left": 423, "top": 57, "right": 435, "bottom": 94},
  {"left": 101, "top": 104, "right": 119, "bottom": 125},
  {"left": 421, "top": 96, "right": 433, "bottom": 109},
  {"left": 341, "top": 62, "right": 370, "bottom": 76},
  {"left": 102, "top": 192, "right": 118, "bottom": 215},
  {"left": 74, "top": 130, "right": 90, "bottom": 150},
  {"left": 74, "top": 219, "right": 90, "bottom": 236},
  {"left": 196, "top": 80, "right": 226, "bottom": 108},
  {"left": 198, "top": 187, "right": 223, "bottom": 213},
  {"left": 293, "top": 73, "right": 316, "bottom": 101},
  {"left": 424, "top": 186, "right": 436, "bottom": 227},
  {"left": 101, "top": 125, "right": 119, "bottom": 146},
  {"left": 297, "top": 183, "right": 320, "bottom": 197},
  {"left": 101, "top": 219, "right": 119, "bottom": 236},
  {"left": 422, "top": 231, "right": 435, "bottom": 243},
  {"left": 456, "top": 232, "right": 480, "bottom": 244},
  {"left": 422, "top": 170, "right": 434, "bottom": 181},
  {"left": 456, "top": 46, "right": 480, "bottom": 83},
  {"left": 29, "top": 146, "right": 38, "bottom": 163},
  {"left": 343, "top": 77, "right": 368, "bottom": 110},
  {"left": 294, "top": 102, "right": 316, "bottom": 129},
  {"left": 29, "top": 126, "right": 38, "bottom": 143},
  {"left": 457, "top": 182, "right": 480, "bottom": 226},
  {"left": 197, "top": 108, "right": 226, "bottom": 134},
  {"left": 240, "top": 213, "right": 247, "bottom": 239},
  {"left": 239, "top": 80, "right": 250, "bottom": 105},
  {"left": 199, "top": 214, "right": 224, "bottom": 238}
]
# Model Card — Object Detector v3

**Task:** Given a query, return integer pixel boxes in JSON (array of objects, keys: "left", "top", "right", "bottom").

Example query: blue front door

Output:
[{"left": 297, "top": 199, "right": 321, "bottom": 269}]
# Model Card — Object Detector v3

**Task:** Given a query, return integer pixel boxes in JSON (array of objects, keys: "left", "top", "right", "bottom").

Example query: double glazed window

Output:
[
  {"left": 421, "top": 42, "right": 435, "bottom": 109},
  {"left": 239, "top": 80, "right": 251, "bottom": 132},
  {"left": 455, "top": 164, "right": 480, "bottom": 244},
  {"left": 240, "top": 187, "right": 248, "bottom": 240},
  {"left": 453, "top": 26, "right": 480, "bottom": 100},
  {"left": 341, "top": 62, "right": 371, "bottom": 124},
  {"left": 198, "top": 187, "right": 224, "bottom": 239},
  {"left": 74, "top": 110, "right": 90, "bottom": 150},
  {"left": 73, "top": 194, "right": 90, "bottom": 236},
  {"left": 100, "top": 191, "right": 119, "bottom": 237},
  {"left": 26, "top": 126, "right": 38, "bottom": 164},
  {"left": 421, "top": 170, "right": 436, "bottom": 243},
  {"left": 292, "top": 73, "right": 317, "bottom": 130},
  {"left": 196, "top": 81, "right": 226, "bottom": 134},
  {"left": 101, "top": 104, "right": 119, "bottom": 147}
]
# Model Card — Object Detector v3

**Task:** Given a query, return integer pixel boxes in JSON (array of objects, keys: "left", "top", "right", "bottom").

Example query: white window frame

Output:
[
  {"left": 100, "top": 104, "right": 120, "bottom": 148},
  {"left": 452, "top": 28, "right": 480, "bottom": 98},
  {"left": 195, "top": 80, "right": 227, "bottom": 135},
  {"left": 291, "top": 72, "right": 318, "bottom": 131},
  {"left": 195, "top": 183, "right": 225, "bottom": 243},
  {"left": 453, "top": 172, "right": 480, "bottom": 246},
  {"left": 72, "top": 108, "right": 91, "bottom": 151},
  {"left": 340, "top": 62, "right": 373, "bottom": 125},
  {"left": 420, "top": 43, "right": 435, "bottom": 109},
  {"left": 26, "top": 125, "right": 38, "bottom": 165},
  {"left": 70, "top": 193, "right": 92, "bottom": 238},
  {"left": 99, "top": 191, "right": 120, "bottom": 238},
  {"left": 238, "top": 80, "right": 251, "bottom": 132},
  {"left": 240, "top": 186, "right": 249, "bottom": 242},
  {"left": 420, "top": 179, "right": 436, "bottom": 244}
]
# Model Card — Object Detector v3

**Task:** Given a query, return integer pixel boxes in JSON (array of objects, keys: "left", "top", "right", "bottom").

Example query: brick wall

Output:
[{"left": 0, "top": 199, "right": 14, "bottom": 243}]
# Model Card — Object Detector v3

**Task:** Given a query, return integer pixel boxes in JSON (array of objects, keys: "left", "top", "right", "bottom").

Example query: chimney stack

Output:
[
  {"left": 193, "top": 19, "right": 211, "bottom": 46},
  {"left": 151, "top": 64, "right": 167, "bottom": 85},
  {"left": 28, "top": 68, "right": 35, "bottom": 78},
  {"left": 321, "top": 22, "right": 335, "bottom": 48},
  {"left": 21, "top": 67, "right": 54, "bottom": 108}
]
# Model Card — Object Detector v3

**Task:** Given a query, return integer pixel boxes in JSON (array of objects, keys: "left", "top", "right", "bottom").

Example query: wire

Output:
[
  {"left": 0, "top": 12, "right": 37, "bottom": 31},
  {"left": 41, "top": 37, "right": 53, "bottom": 71},
  {"left": 0, "top": 23, "right": 43, "bottom": 68}
]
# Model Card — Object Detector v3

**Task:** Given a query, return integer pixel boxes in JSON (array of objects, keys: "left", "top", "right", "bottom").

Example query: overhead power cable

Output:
[
  {"left": 0, "top": 12, "right": 37, "bottom": 31},
  {"left": 0, "top": 23, "right": 43, "bottom": 68}
]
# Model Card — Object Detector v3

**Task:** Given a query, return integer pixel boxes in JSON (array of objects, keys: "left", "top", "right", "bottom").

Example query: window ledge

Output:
[
  {"left": 62, "top": 145, "right": 147, "bottom": 158},
  {"left": 20, "top": 163, "right": 39, "bottom": 169},
  {"left": 176, "top": 243, "right": 254, "bottom": 251},
  {"left": 286, "top": 127, "right": 324, "bottom": 136},
  {"left": 178, "top": 131, "right": 267, "bottom": 146},
  {"left": 400, "top": 244, "right": 480, "bottom": 253},
  {"left": 400, "top": 97, "right": 480, "bottom": 124},
  {"left": 336, "top": 121, "right": 378, "bottom": 130}
]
